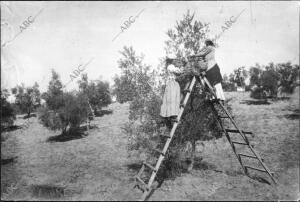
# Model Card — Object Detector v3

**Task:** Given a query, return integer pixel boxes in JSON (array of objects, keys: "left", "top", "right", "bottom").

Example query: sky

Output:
[{"left": 1, "top": 1, "right": 299, "bottom": 93}]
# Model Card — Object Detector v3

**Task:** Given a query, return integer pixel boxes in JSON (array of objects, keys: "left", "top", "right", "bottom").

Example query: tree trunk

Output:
[
  {"left": 87, "top": 116, "right": 89, "bottom": 132},
  {"left": 62, "top": 127, "right": 67, "bottom": 135},
  {"left": 187, "top": 138, "right": 196, "bottom": 172},
  {"left": 63, "top": 123, "right": 70, "bottom": 135},
  {"left": 27, "top": 108, "right": 31, "bottom": 117}
]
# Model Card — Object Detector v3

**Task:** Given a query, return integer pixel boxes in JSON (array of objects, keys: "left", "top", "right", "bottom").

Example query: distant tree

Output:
[
  {"left": 249, "top": 62, "right": 298, "bottom": 99},
  {"left": 112, "top": 46, "right": 152, "bottom": 103},
  {"left": 276, "top": 62, "right": 299, "bottom": 94},
  {"left": 11, "top": 82, "right": 41, "bottom": 117},
  {"left": 78, "top": 73, "right": 112, "bottom": 114},
  {"left": 229, "top": 66, "right": 248, "bottom": 87},
  {"left": 260, "top": 63, "right": 280, "bottom": 97},
  {"left": 41, "top": 69, "right": 64, "bottom": 110},
  {"left": 222, "top": 74, "right": 236, "bottom": 91},
  {"left": 113, "top": 74, "right": 137, "bottom": 103},
  {"left": 1, "top": 89, "right": 16, "bottom": 130},
  {"left": 249, "top": 64, "right": 263, "bottom": 87},
  {"left": 249, "top": 63, "right": 276, "bottom": 99},
  {"left": 38, "top": 69, "right": 89, "bottom": 135}
]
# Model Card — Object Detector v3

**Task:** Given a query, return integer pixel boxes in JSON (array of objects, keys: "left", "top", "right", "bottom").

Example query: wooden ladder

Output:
[
  {"left": 133, "top": 76, "right": 197, "bottom": 201},
  {"left": 197, "top": 73, "right": 277, "bottom": 184},
  {"left": 133, "top": 71, "right": 277, "bottom": 201}
]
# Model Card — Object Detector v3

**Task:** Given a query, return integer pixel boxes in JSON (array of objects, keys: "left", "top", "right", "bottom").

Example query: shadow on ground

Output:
[
  {"left": 47, "top": 126, "right": 90, "bottom": 142},
  {"left": 124, "top": 153, "right": 275, "bottom": 202},
  {"left": 23, "top": 114, "right": 37, "bottom": 119},
  {"left": 240, "top": 99, "right": 271, "bottom": 105},
  {"left": 1, "top": 125, "right": 22, "bottom": 132},
  {"left": 193, "top": 158, "right": 217, "bottom": 171},
  {"left": 248, "top": 175, "right": 271, "bottom": 185},
  {"left": 1, "top": 157, "right": 17, "bottom": 165},
  {"left": 126, "top": 162, "right": 143, "bottom": 172},
  {"left": 284, "top": 109, "right": 300, "bottom": 120},
  {"left": 278, "top": 136, "right": 299, "bottom": 170},
  {"left": 94, "top": 109, "right": 113, "bottom": 117},
  {"left": 272, "top": 97, "right": 291, "bottom": 101},
  {"left": 30, "top": 184, "right": 65, "bottom": 199},
  {"left": 192, "top": 158, "right": 272, "bottom": 185},
  {"left": 127, "top": 157, "right": 236, "bottom": 178}
]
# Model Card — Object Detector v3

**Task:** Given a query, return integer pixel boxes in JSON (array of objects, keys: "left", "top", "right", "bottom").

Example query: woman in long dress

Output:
[{"left": 160, "top": 65, "right": 181, "bottom": 130}]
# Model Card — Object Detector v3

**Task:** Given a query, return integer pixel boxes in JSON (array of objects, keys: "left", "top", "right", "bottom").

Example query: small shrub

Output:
[
  {"left": 260, "top": 69, "right": 279, "bottom": 97},
  {"left": 250, "top": 85, "right": 267, "bottom": 99},
  {"left": 38, "top": 70, "right": 89, "bottom": 134},
  {"left": 11, "top": 82, "right": 41, "bottom": 116},
  {"left": 245, "top": 85, "right": 251, "bottom": 92},
  {"left": 78, "top": 73, "right": 112, "bottom": 113},
  {"left": 222, "top": 82, "right": 237, "bottom": 92},
  {"left": 37, "top": 107, "right": 62, "bottom": 130},
  {"left": 1, "top": 90, "right": 16, "bottom": 130}
]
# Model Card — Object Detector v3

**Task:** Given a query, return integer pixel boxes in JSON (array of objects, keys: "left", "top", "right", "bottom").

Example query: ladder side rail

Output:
[
  {"left": 179, "top": 79, "right": 193, "bottom": 107},
  {"left": 199, "top": 75, "right": 249, "bottom": 144},
  {"left": 202, "top": 75, "right": 276, "bottom": 184},
  {"left": 224, "top": 132, "right": 247, "bottom": 174},
  {"left": 246, "top": 144, "right": 277, "bottom": 184},
  {"left": 141, "top": 76, "right": 197, "bottom": 201},
  {"left": 142, "top": 121, "right": 180, "bottom": 200},
  {"left": 177, "top": 76, "right": 196, "bottom": 119},
  {"left": 147, "top": 76, "right": 196, "bottom": 187},
  {"left": 209, "top": 104, "right": 247, "bottom": 174},
  {"left": 134, "top": 164, "right": 146, "bottom": 189},
  {"left": 136, "top": 165, "right": 145, "bottom": 178}
]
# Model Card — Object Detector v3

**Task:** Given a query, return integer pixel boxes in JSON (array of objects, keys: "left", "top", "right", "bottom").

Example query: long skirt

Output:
[
  {"left": 206, "top": 64, "right": 223, "bottom": 86},
  {"left": 160, "top": 80, "right": 181, "bottom": 118}
]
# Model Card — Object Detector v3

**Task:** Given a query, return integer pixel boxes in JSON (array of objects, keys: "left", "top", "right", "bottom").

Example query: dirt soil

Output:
[{"left": 1, "top": 91, "right": 299, "bottom": 201}]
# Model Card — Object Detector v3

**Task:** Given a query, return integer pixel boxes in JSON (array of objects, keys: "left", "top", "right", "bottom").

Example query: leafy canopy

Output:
[{"left": 11, "top": 82, "right": 41, "bottom": 116}]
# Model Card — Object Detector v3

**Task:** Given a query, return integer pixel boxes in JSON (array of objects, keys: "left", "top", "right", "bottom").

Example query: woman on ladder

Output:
[
  {"left": 160, "top": 64, "right": 181, "bottom": 131},
  {"left": 190, "top": 39, "right": 226, "bottom": 103}
]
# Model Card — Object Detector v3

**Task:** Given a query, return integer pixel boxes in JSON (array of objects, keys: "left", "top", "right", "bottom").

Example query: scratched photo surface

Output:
[{"left": 1, "top": 1, "right": 299, "bottom": 201}]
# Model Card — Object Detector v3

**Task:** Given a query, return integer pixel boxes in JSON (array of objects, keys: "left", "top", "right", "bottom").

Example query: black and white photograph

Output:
[{"left": 1, "top": 1, "right": 299, "bottom": 201}]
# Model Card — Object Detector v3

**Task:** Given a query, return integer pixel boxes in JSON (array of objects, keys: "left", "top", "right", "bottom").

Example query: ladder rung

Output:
[
  {"left": 183, "top": 89, "right": 191, "bottom": 93},
  {"left": 238, "top": 153, "right": 258, "bottom": 159},
  {"left": 171, "top": 118, "right": 179, "bottom": 123},
  {"left": 244, "top": 165, "right": 267, "bottom": 173},
  {"left": 231, "top": 141, "right": 248, "bottom": 145},
  {"left": 135, "top": 176, "right": 149, "bottom": 190},
  {"left": 239, "top": 153, "right": 264, "bottom": 162},
  {"left": 218, "top": 116, "right": 230, "bottom": 119},
  {"left": 134, "top": 184, "right": 146, "bottom": 192},
  {"left": 153, "top": 148, "right": 165, "bottom": 156},
  {"left": 159, "top": 133, "right": 171, "bottom": 138},
  {"left": 143, "top": 162, "right": 156, "bottom": 172},
  {"left": 210, "top": 99, "right": 221, "bottom": 103},
  {"left": 225, "top": 129, "right": 253, "bottom": 135}
]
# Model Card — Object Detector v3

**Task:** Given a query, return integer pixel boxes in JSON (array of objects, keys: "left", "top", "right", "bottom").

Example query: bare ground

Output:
[{"left": 1, "top": 91, "right": 299, "bottom": 200}]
